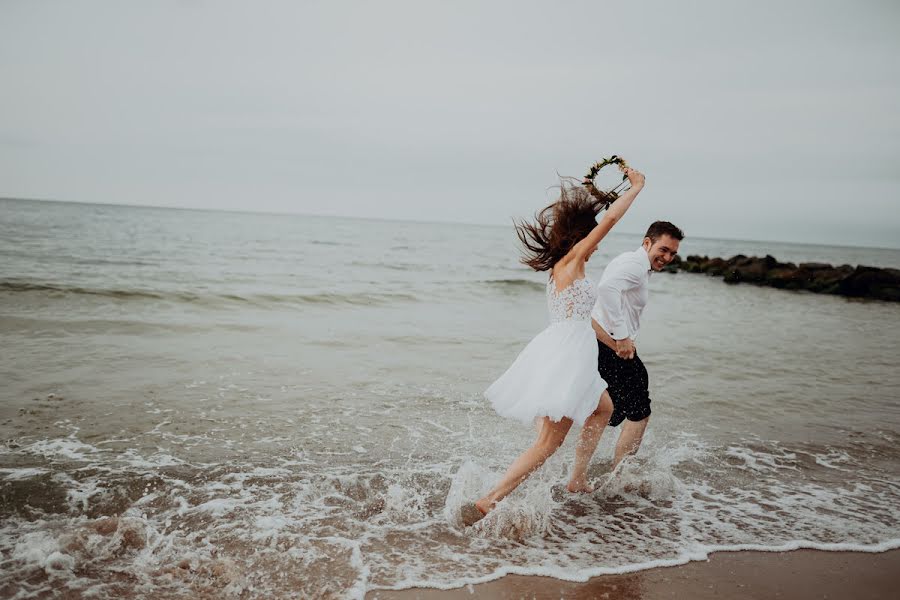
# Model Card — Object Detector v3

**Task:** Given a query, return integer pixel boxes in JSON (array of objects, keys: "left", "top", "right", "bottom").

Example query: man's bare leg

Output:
[
  {"left": 613, "top": 417, "right": 649, "bottom": 468},
  {"left": 567, "top": 391, "right": 614, "bottom": 493}
]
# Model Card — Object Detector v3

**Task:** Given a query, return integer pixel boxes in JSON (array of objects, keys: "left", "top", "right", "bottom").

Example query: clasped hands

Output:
[{"left": 615, "top": 337, "right": 636, "bottom": 360}]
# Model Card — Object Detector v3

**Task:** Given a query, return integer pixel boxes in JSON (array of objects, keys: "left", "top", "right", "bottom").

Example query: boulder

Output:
[
  {"left": 723, "top": 256, "right": 769, "bottom": 284},
  {"left": 798, "top": 262, "right": 832, "bottom": 271},
  {"left": 803, "top": 264, "right": 855, "bottom": 294},
  {"left": 765, "top": 267, "right": 804, "bottom": 289},
  {"left": 838, "top": 267, "right": 900, "bottom": 301},
  {"left": 680, "top": 255, "right": 708, "bottom": 273},
  {"left": 705, "top": 257, "right": 727, "bottom": 276}
]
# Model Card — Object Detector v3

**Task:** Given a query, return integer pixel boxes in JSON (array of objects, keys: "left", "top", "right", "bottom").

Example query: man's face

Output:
[{"left": 643, "top": 234, "right": 681, "bottom": 271}]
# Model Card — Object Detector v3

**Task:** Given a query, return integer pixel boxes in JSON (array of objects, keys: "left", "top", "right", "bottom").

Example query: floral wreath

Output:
[{"left": 582, "top": 155, "right": 631, "bottom": 206}]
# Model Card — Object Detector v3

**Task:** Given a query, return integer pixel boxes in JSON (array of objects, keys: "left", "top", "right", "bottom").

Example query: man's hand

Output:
[{"left": 615, "top": 338, "right": 636, "bottom": 360}]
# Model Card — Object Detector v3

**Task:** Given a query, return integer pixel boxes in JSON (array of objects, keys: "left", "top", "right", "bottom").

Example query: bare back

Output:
[{"left": 550, "top": 252, "right": 588, "bottom": 294}]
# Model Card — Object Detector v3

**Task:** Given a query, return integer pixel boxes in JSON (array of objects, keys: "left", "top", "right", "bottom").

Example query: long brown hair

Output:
[{"left": 514, "top": 179, "right": 616, "bottom": 272}]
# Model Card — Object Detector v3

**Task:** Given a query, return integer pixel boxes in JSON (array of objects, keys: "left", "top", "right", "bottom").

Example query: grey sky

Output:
[{"left": 2, "top": 0, "right": 898, "bottom": 247}]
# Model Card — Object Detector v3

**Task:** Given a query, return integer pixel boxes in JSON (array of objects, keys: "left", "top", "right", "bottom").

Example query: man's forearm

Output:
[
  {"left": 591, "top": 319, "right": 618, "bottom": 351},
  {"left": 596, "top": 283, "right": 630, "bottom": 341}
]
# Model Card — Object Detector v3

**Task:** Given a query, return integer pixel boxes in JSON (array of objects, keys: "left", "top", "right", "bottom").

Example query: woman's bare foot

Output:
[
  {"left": 566, "top": 477, "right": 594, "bottom": 494},
  {"left": 461, "top": 500, "right": 491, "bottom": 527},
  {"left": 474, "top": 498, "right": 493, "bottom": 515}
]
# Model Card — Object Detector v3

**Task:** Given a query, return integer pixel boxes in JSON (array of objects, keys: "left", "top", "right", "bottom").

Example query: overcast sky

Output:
[{"left": 2, "top": 1, "right": 898, "bottom": 247}]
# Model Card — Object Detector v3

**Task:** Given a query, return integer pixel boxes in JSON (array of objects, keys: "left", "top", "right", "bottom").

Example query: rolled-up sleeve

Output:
[{"left": 593, "top": 259, "right": 644, "bottom": 340}]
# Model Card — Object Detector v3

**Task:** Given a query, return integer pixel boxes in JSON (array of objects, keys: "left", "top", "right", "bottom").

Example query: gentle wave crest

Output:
[
  {"left": 481, "top": 278, "right": 546, "bottom": 292},
  {"left": 0, "top": 279, "right": 419, "bottom": 306}
]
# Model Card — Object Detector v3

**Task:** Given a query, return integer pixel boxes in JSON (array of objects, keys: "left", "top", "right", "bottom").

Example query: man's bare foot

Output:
[
  {"left": 623, "top": 481, "right": 651, "bottom": 497},
  {"left": 461, "top": 501, "right": 490, "bottom": 527},
  {"left": 566, "top": 478, "right": 594, "bottom": 494}
]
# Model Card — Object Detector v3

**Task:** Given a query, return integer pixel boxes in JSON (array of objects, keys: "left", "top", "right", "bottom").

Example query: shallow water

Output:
[{"left": 1, "top": 198, "right": 899, "bottom": 598}]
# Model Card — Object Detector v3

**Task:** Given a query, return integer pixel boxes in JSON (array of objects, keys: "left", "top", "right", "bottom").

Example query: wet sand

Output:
[{"left": 368, "top": 549, "right": 900, "bottom": 599}]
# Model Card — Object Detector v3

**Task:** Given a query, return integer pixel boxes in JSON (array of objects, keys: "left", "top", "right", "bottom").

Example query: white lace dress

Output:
[{"left": 485, "top": 277, "right": 608, "bottom": 427}]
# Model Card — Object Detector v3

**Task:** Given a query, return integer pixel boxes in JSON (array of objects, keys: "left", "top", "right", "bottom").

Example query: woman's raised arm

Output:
[{"left": 573, "top": 168, "right": 645, "bottom": 258}]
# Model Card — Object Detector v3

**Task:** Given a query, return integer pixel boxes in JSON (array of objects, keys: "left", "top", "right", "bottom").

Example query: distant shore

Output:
[
  {"left": 368, "top": 548, "right": 900, "bottom": 599},
  {"left": 666, "top": 254, "right": 900, "bottom": 301}
]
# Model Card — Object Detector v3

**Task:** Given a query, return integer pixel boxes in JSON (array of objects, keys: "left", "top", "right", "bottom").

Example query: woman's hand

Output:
[
  {"left": 624, "top": 167, "right": 645, "bottom": 190},
  {"left": 578, "top": 164, "right": 645, "bottom": 252},
  {"left": 615, "top": 337, "right": 636, "bottom": 359}
]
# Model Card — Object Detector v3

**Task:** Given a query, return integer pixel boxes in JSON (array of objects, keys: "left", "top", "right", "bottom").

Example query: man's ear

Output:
[{"left": 642, "top": 237, "right": 652, "bottom": 250}]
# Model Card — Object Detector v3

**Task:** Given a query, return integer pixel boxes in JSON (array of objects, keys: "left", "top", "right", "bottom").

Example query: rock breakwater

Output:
[{"left": 666, "top": 255, "right": 900, "bottom": 302}]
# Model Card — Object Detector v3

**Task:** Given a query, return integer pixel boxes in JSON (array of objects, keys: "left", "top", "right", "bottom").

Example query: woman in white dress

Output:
[{"left": 468, "top": 166, "right": 646, "bottom": 522}]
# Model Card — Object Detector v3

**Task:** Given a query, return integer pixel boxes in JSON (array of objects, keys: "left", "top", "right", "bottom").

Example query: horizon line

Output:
[{"left": 2, "top": 195, "right": 898, "bottom": 253}]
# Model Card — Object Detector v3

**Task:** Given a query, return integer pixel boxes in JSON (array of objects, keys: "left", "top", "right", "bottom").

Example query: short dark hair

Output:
[{"left": 644, "top": 221, "right": 684, "bottom": 243}]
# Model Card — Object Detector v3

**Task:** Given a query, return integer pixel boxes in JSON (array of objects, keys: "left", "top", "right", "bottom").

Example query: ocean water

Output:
[{"left": 1, "top": 197, "right": 899, "bottom": 599}]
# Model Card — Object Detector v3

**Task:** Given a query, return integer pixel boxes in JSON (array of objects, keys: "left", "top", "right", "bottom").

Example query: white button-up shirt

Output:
[{"left": 591, "top": 246, "right": 652, "bottom": 341}]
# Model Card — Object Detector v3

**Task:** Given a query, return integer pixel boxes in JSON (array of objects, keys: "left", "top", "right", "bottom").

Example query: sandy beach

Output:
[{"left": 368, "top": 549, "right": 900, "bottom": 599}]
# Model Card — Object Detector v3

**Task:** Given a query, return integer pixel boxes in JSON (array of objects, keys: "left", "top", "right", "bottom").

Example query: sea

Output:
[{"left": 1, "top": 197, "right": 899, "bottom": 599}]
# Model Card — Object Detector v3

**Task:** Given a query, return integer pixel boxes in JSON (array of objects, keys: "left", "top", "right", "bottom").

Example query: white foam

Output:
[
  {"left": 247, "top": 466, "right": 292, "bottom": 477},
  {"left": 193, "top": 497, "right": 242, "bottom": 516},
  {"left": 2, "top": 424, "right": 898, "bottom": 599},
  {"left": 813, "top": 448, "right": 853, "bottom": 470},
  {"left": 251, "top": 515, "right": 289, "bottom": 545},
  {"left": 12, "top": 531, "right": 62, "bottom": 568},
  {"left": 307, "top": 536, "right": 369, "bottom": 600},
  {"left": 120, "top": 449, "right": 185, "bottom": 468},
  {"left": 0, "top": 467, "right": 48, "bottom": 480},
  {"left": 442, "top": 459, "right": 494, "bottom": 527},
  {"left": 724, "top": 444, "right": 799, "bottom": 472},
  {"left": 594, "top": 455, "right": 684, "bottom": 501},
  {"left": 51, "top": 472, "right": 106, "bottom": 512},
  {"left": 43, "top": 551, "right": 76, "bottom": 572},
  {"left": 24, "top": 437, "right": 104, "bottom": 461}
]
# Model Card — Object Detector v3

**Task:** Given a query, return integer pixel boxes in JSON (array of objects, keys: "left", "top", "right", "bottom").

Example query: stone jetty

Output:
[{"left": 665, "top": 254, "right": 900, "bottom": 302}]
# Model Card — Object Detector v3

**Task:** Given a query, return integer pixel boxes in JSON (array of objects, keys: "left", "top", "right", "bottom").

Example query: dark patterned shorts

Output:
[{"left": 596, "top": 341, "right": 652, "bottom": 427}]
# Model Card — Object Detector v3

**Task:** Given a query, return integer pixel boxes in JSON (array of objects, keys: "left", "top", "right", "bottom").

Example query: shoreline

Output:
[{"left": 367, "top": 548, "right": 900, "bottom": 599}]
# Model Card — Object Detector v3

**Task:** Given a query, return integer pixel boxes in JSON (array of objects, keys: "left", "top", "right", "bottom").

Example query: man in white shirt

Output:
[{"left": 590, "top": 221, "right": 683, "bottom": 467}]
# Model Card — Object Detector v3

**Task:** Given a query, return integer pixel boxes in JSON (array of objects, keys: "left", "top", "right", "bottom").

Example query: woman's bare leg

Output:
[
  {"left": 567, "top": 391, "right": 614, "bottom": 493},
  {"left": 474, "top": 416, "right": 573, "bottom": 515}
]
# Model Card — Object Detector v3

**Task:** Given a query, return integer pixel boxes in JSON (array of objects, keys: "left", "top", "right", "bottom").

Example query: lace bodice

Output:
[{"left": 547, "top": 278, "right": 597, "bottom": 323}]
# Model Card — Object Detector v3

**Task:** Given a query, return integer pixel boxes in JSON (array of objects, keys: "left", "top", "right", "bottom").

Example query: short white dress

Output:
[{"left": 485, "top": 277, "right": 607, "bottom": 427}]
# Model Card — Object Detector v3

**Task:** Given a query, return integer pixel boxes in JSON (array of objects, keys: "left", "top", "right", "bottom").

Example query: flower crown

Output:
[
  {"left": 582, "top": 155, "right": 630, "bottom": 188},
  {"left": 580, "top": 155, "right": 631, "bottom": 210}
]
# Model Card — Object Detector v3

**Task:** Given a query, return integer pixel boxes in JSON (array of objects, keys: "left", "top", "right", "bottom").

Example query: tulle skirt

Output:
[{"left": 485, "top": 320, "right": 607, "bottom": 427}]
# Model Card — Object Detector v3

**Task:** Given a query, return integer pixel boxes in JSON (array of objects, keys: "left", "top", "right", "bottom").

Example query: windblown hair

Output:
[{"left": 515, "top": 179, "right": 617, "bottom": 272}]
